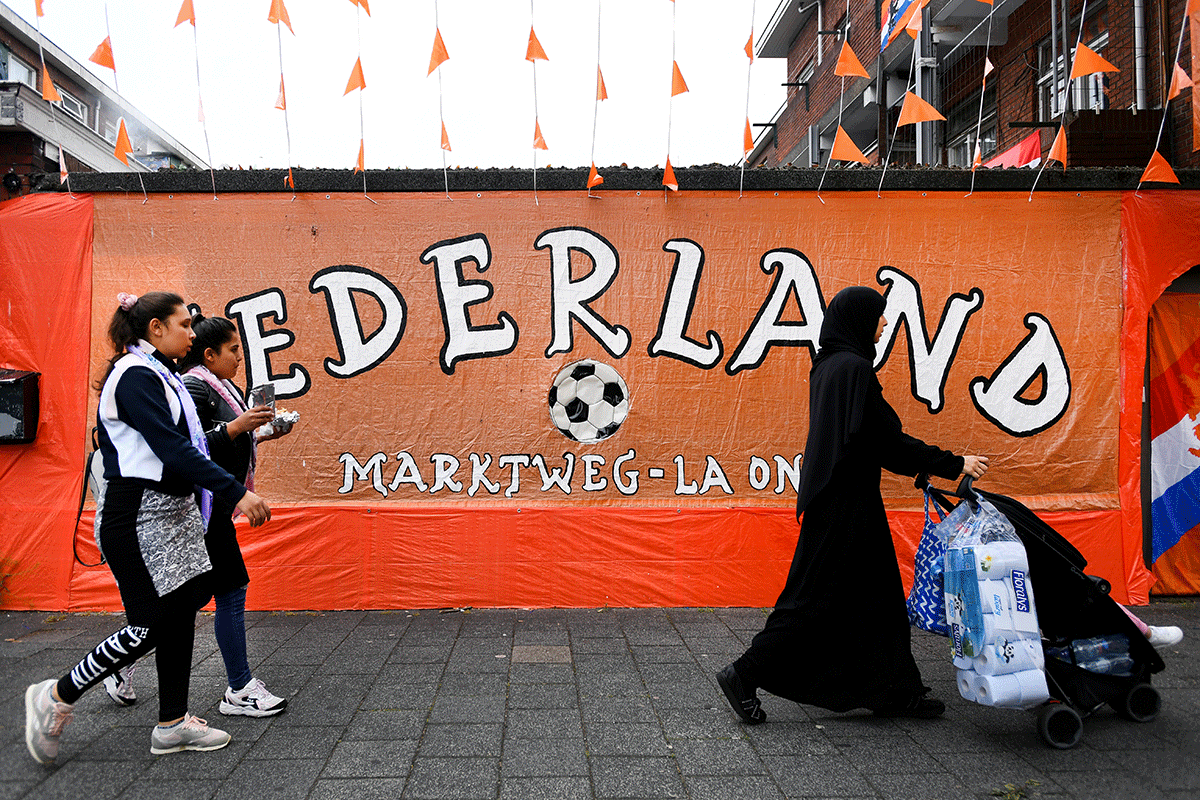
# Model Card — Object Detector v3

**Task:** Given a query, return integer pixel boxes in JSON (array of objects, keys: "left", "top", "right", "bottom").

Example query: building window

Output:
[
  {"left": 103, "top": 119, "right": 117, "bottom": 144},
  {"left": 945, "top": 84, "right": 997, "bottom": 167},
  {"left": 1038, "top": 32, "right": 1110, "bottom": 119},
  {"left": 6, "top": 54, "right": 37, "bottom": 90},
  {"left": 55, "top": 88, "right": 88, "bottom": 126}
]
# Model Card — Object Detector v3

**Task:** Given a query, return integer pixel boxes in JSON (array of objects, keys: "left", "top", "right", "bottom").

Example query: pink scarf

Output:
[{"left": 185, "top": 366, "right": 256, "bottom": 501}]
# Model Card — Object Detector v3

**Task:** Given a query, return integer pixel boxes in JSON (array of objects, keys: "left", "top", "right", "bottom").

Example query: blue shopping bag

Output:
[{"left": 907, "top": 490, "right": 949, "bottom": 636}]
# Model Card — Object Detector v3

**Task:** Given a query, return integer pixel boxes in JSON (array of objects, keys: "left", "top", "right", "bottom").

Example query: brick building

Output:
[
  {"left": 0, "top": 2, "right": 203, "bottom": 198},
  {"left": 749, "top": 0, "right": 1198, "bottom": 170}
]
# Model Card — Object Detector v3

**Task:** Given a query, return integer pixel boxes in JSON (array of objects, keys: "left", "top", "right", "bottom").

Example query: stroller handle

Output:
[{"left": 915, "top": 473, "right": 980, "bottom": 512}]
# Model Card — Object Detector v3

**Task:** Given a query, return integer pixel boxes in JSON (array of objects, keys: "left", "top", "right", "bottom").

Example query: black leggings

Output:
[{"left": 56, "top": 589, "right": 200, "bottom": 722}]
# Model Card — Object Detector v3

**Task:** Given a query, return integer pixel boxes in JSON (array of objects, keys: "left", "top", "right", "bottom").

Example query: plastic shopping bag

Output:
[{"left": 906, "top": 490, "right": 949, "bottom": 636}]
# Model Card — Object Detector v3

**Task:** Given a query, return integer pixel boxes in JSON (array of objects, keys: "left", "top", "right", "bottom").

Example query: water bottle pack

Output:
[
  {"left": 938, "top": 495, "right": 1050, "bottom": 709},
  {"left": 1046, "top": 634, "right": 1133, "bottom": 677}
]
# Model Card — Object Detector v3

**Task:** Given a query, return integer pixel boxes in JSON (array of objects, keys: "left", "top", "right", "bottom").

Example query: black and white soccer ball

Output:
[{"left": 548, "top": 359, "right": 630, "bottom": 443}]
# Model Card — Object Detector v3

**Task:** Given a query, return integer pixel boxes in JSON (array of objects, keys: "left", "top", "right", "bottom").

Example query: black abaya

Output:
[{"left": 733, "top": 288, "right": 963, "bottom": 712}]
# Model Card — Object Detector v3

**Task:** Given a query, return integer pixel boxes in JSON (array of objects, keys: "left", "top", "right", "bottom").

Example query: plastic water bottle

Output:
[
  {"left": 946, "top": 546, "right": 986, "bottom": 657},
  {"left": 1071, "top": 634, "right": 1130, "bottom": 662},
  {"left": 1079, "top": 654, "right": 1134, "bottom": 676}
]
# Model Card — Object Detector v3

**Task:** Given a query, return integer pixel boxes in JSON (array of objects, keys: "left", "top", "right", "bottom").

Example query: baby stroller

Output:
[{"left": 918, "top": 475, "right": 1166, "bottom": 749}]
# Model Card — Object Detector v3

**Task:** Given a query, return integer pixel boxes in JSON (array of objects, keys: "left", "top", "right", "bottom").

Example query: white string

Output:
[
  {"left": 739, "top": 0, "right": 756, "bottom": 199},
  {"left": 665, "top": 0, "right": 677, "bottom": 202},
  {"left": 355, "top": 4, "right": 375, "bottom": 204},
  {"left": 32, "top": 4, "right": 72, "bottom": 195},
  {"left": 530, "top": 0, "right": 539, "bottom": 206},
  {"left": 1136, "top": 0, "right": 1190, "bottom": 194},
  {"left": 1029, "top": 0, "right": 1089, "bottom": 201},
  {"left": 965, "top": 13, "right": 995, "bottom": 198},
  {"left": 435, "top": 0, "right": 450, "bottom": 200},
  {"left": 588, "top": 0, "right": 602, "bottom": 198},
  {"left": 188, "top": 12, "right": 217, "bottom": 200},
  {"left": 104, "top": 2, "right": 148, "bottom": 203},
  {"left": 877, "top": 26, "right": 921, "bottom": 197},
  {"left": 276, "top": 22, "right": 295, "bottom": 200}
]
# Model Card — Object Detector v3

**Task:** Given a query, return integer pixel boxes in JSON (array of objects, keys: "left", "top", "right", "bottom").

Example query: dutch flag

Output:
[{"left": 1149, "top": 302, "right": 1200, "bottom": 563}]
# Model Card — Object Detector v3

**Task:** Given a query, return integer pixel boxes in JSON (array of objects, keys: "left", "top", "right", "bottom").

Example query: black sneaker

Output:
[{"left": 716, "top": 665, "right": 766, "bottom": 725}]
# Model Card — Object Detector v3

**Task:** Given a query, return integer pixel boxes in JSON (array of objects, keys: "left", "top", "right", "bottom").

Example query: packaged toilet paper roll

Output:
[
  {"left": 978, "top": 580, "right": 1008, "bottom": 615},
  {"left": 974, "top": 541, "right": 1028, "bottom": 579},
  {"left": 973, "top": 637, "right": 1045, "bottom": 676},
  {"left": 957, "top": 668, "right": 979, "bottom": 703},
  {"left": 953, "top": 653, "right": 974, "bottom": 671},
  {"left": 981, "top": 610, "right": 1019, "bottom": 644},
  {"left": 972, "top": 669, "right": 1049, "bottom": 709},
  {"left": 1003, "top": 572, "right": 1039, "bottom": 633}
]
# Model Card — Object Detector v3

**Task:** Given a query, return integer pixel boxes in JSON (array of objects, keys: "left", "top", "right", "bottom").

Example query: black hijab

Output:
[{"left": 795, "top": 287, "right": 886, "bottom": 515}]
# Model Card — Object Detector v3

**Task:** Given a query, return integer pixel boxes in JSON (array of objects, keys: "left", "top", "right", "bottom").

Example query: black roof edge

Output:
[{"left": 28, "top": 165, "right": 1200, "bottom": 194}]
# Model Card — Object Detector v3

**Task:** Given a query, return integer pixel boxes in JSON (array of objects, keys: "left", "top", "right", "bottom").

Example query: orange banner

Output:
[{"left": 9, "top": 189, "right": 1199, "bottom": 610}]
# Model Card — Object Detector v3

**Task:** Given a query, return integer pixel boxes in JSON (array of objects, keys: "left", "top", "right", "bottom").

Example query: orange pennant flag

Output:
[
  {"left": 1047, "top": 125, "right": 1067, "bottom": 171},
  {"left": 905, "top": 6, "right": 923, "bottom": 38},
  {"left": 587, "top": 163, "right": 604, "bottom": 189},
  {"left": 286, "top": 168, "right": 295, "bottom": 190},
  {"left": 268, "top": 0, "right": 294, "bottom": 35},
  {"left": 1140, "top": 150, "right": 1180, "bottom": 184},
  {"left": 671, "top": 61, "right": 689, "bottom": 96},
  {"left": 35, "top": 0, "right": 43, "bottom": 17},
  {"left": 349, "top": 0, "right": 371, "bottom": 15},
  {"left": 972, "top": 141, "right": 983, "bottom": 171},
  {"left": 344, "top": 57, "right": 366, "bottom": 94},
  {"left": 58, "top": 146, "right": 67, "bottom": 184},
  {"left": 428, "top": 28, "right": 449, "bottom": 75},
  {"left": 1069, "top": 42, "right": 1118, "bottom": 79},
  {"left": 744, "top": 118, "right": 754, "bottom": 155},
  {"left": 830, "top": 125, "right": 868, "bottom": 164},
  {"left": 440, "top": 121, "right": 452, "bottom": 152},
  {"left": 745, "top": 31, "right": 754, "bottom": 61},
  {"left": 89, "top": 36, "right": 115, "bottom": 71},
  {"left": 41, "top": 64, "right": 61, "bottom": 103},
  {"left": 596, "top": 66, "right": 608, "bottom": 101},
  {"left": 984, "top": 57, "right": 995, "bottom": 79},
  {"left": 663, "top": 158, "right": 679, "bottom": 191},
  {"left": 1169, "top": 62, "right": 1193, "bottom": 101},
  {"left": 834, "top": 41, "right": 869, "bottom": 79},
  {"left": 113, "top": 118, "right": 133, "bottom": 165},
  {"left": 175, "top": 0, "right": 195, "bottom": 27},
  {"left": 896, "top": 91, "right": 945, "bottom": 126},
  {"left": 533, "top": 119, "right": 549, "bottom": 150},
  {"left": 355, "top": 139, "right": 365, "bottom": 173},
  {"left": 526, "top": 27, "right": 549, "bottom": 62},
  {"left": 1189, "top": 0, "right": 1200, "bottom": 15},
  {"left": 275, "top": 75, "right": 286, "bottom": 110}
]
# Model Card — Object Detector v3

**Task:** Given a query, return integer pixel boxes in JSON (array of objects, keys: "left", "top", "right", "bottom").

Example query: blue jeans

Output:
[{"left": 213, "top": 585, "right": 253, "bottom": 692}]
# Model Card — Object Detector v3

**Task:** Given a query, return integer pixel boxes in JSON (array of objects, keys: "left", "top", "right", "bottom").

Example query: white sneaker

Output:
[
  {"left": 103, "top": 662, "right": 138, "bottom": 706},
  {"left": 24, "top": 679, "right": 74, "bottom": 764},
  {"left": 1147, "top": 625, "right": 1184, "bottom": 648},
  {"left": 150, "top": 714, "right": 231, "bottom": 755},
  {"left": 218, "top": 678, "right": 287, "bottom": 717}
]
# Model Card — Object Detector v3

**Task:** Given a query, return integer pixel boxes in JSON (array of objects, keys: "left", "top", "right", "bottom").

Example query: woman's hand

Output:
[
  {"left": 235, "top": 490, "right": 271, "bottom": 527},
  {"left": 961, "top": 455, "right": 990, "bottom": 480},
  {"left": 226, "top": 405, "right": 275, "bottom": 438}
]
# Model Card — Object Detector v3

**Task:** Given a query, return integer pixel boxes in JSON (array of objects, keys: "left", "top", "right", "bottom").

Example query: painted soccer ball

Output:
[{"left": 548, "top": 359, "right": 630, "bottom": 443}]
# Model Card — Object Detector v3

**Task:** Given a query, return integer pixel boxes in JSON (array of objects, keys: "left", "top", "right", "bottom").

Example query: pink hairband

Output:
[{"left": 117, "top": 292, "right": 138, "bottom": 311}]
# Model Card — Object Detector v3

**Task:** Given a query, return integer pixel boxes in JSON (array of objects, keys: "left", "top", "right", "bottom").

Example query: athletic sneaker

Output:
[
  {"left": 1147, "top": 625, "right": 1184, "bottom": 648},
  {"left": 149, "top": 714, "right": 231, "bottom": 755},
  {"left": 24, "top": 679, "right": 74, "bottom": 764},
  {"left": 218, "top": 678, "right": 287, "bottom": 717},
  {"left": 103, "top": 663, "right": 138, "bottom": 706}
]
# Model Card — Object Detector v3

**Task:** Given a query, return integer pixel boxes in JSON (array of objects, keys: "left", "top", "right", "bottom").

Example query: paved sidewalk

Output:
[{"left": 1, "top": 601, "right": 1197, "bottom": 800}]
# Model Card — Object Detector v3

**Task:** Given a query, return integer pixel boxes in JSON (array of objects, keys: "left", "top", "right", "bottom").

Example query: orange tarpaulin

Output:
[{"left": 4, "top": 189, "right": 1198, "bottom": 610}]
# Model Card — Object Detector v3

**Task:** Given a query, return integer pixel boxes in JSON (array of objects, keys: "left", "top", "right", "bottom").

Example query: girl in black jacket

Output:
[{"left": 177, "top": 313, "right": 291, "bottom": 717}]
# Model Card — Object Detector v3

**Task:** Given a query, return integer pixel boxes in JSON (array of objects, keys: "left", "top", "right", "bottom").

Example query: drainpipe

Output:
[
  {"left": 1133, "top": 0, "right": 1147, "bottom": 110},
  {"left": 1049, "top": 0, "right": 1061, "bottom": 116}
]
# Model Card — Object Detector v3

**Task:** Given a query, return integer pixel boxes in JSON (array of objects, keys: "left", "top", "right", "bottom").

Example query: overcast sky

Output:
[{"left": 16, "top": 0, "right": 787, "bottom": 170}]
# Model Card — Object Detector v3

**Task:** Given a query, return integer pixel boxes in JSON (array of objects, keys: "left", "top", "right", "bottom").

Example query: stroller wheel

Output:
[
  {"left": 1036, "top": 702, "right": 1083, "bottom": 749},
  {"left": 1114, "top": 683, "right": 1161, "bottom": 723}
]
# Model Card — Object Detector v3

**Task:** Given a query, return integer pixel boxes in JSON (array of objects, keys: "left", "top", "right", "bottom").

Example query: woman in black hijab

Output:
[{"left": 718, "top": 286, "right": 989, "bottom": 721}]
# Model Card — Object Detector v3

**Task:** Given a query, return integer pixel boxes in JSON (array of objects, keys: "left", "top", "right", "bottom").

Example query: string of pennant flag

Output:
[{"left": 27, "top": 0, "right": 1195, "bottom": 199}]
